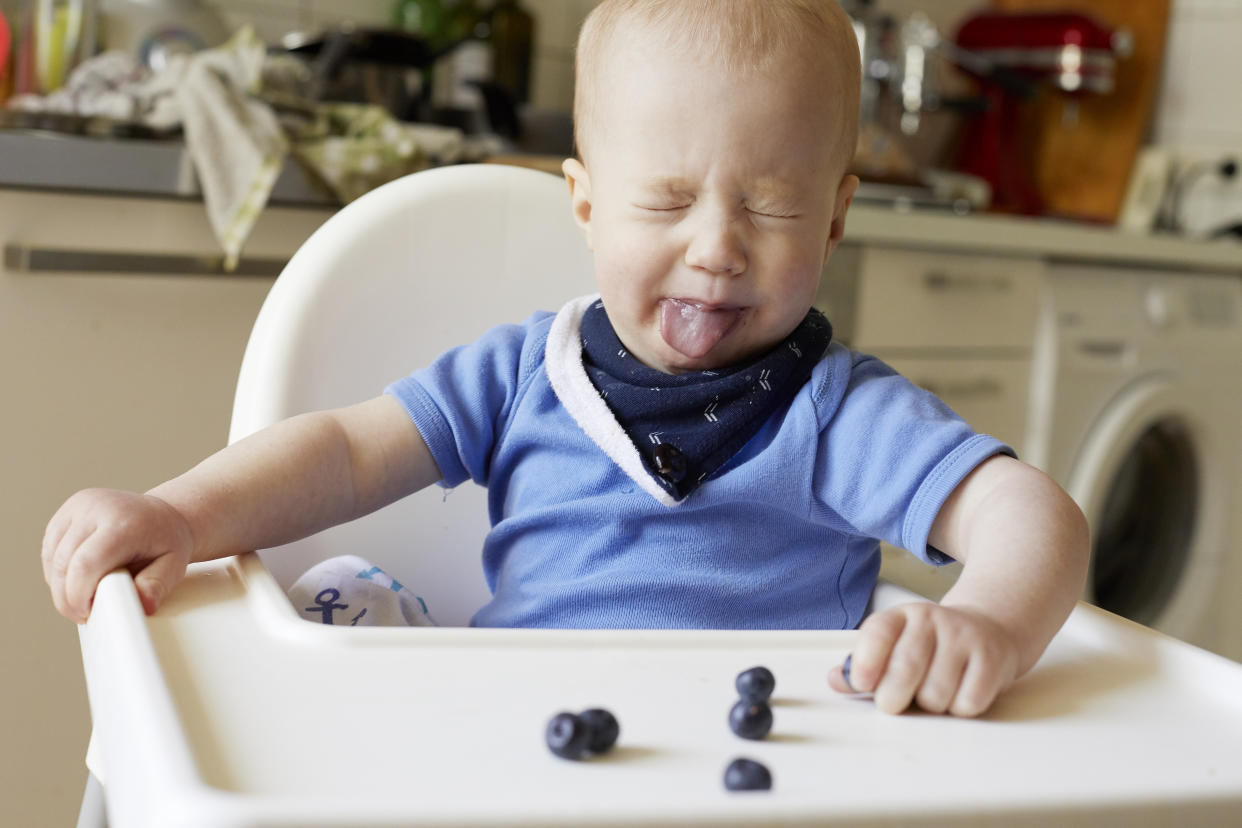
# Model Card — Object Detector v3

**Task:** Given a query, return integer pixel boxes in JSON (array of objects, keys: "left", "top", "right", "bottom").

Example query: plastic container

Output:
[{"left": 4, "top": 0, "right": 97, "bottom": 95}]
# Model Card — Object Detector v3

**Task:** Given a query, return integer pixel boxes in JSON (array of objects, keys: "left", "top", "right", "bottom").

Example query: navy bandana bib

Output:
[{"left": 580, "top": 301, "right": 832, "bottom": 500}]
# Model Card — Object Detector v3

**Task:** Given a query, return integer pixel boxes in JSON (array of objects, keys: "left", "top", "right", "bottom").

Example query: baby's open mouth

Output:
[{"left": 659, "top": 298, "right": 746, "bottom": 359}]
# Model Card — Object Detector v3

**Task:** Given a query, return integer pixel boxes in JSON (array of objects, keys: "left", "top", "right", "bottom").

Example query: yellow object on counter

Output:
[{"left": 34, "top": 0, "right": 82, "bottom": 93}]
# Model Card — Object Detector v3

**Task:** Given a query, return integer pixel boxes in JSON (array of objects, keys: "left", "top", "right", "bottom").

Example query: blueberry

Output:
[
  {"left": 841, "top": 653, "right": 855, "bottom": 691},
  {"left": 546, "top": 712, "right": 591, "bottom": 760},
  {"left": 735, "top": 666, "right": 776, "bottom": 703},
  {"left": 724, "top": 757, "right": 772, "bottom": 791},
  {"left": 728, "top": 699, "right": 773, "bottom": 740},
  {"left": 579, "top": 708, "right": 620, "bottom": 754}
]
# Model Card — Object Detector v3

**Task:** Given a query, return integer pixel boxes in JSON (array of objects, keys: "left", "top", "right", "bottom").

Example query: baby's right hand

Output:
[{"left": 42, "top": 489, "right": 195, "bottom": 623}]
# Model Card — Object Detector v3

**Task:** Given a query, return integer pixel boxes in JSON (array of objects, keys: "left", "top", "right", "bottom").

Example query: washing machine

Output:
[{"left": 1024, "top": 265, "right": 1242, "bottom": 662}]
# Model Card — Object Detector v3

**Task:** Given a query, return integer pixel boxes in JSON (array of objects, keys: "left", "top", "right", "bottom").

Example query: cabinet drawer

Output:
[
  {"left": 878, "top": 354, "right": 1029, "bottom": 454},
  {"left": 853, "top": 248, "right": 1043, "bottom": 350}
]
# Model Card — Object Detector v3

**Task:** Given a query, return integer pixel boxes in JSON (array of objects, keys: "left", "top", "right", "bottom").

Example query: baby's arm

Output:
[
  {"left": 42, "top": 395, "right": 439, "bottom": 623},
  {"left": 828, "top": 455, "right": 1089, "bottom": 716}
]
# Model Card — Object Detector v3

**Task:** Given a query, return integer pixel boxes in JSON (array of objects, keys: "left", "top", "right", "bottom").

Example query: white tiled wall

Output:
[
  {"left": 207, "top": 0, "right": 595, "bottom": 112},
  {"left": 1154, "top": 0, "right": 1242, "bottom": 153},
  {"left": 1151, "top": 0, "right": 1242, "bottom": 235}
]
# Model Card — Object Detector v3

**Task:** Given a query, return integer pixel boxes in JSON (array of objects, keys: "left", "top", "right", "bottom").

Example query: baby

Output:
[{"left": 42, "top": 0, "right": 1088, "bottom": 718}]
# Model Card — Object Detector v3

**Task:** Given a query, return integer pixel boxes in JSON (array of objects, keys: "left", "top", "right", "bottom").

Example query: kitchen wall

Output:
[
  {"left": 206, "top": 0, "right": 599, "bottom": 113},
  {"left": 1154, "top": 0, "right": 1242, "bottom": 152},
  {"left": 202, "top": 0, "right": 986, "bottom": 116}
]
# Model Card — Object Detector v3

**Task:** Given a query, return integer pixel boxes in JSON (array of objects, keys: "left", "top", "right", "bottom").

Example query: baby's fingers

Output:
[
  {"left": 948, "top": 647, "right": 1014, "bottom": 718},
  {"left": 45, "top": 519, "right": 101, "bottom": 623},
  {"left": 837, "top": 609, "right": 906, "bottom": 695},
  {"left": 872, "top": 614, "right": 936, "bottom": 715},
  {"left": 59, "top": 529, "right": 120, "bottom": 624},
  {"left": 914, "top": 646, "right": 969, "bottom": 715},
  {"left": 40, "top": 509, "right": 73, "bottom": 587},
  {"left": 928, "top": 610, "right": 1019, "bottom": 717},
  {"left": 827, "top": 662, "right": 855, "bottom": 694},
  {"left": 133, "top": 552, "right": 188, "bottom": 617}
]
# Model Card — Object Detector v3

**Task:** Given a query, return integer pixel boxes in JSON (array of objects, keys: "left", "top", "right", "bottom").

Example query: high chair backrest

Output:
[{"left": 229, "top": 164, "right": 594, "bottom": 626}]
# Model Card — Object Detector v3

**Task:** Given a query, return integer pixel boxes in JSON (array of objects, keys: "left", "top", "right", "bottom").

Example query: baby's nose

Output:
[{"left": 684, "top": 214, "right": 746, "bottom": 276}]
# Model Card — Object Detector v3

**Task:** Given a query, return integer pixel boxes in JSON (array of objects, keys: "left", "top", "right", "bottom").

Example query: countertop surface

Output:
[
  {"left": 81, "top": 554, "right": 1242, "bottom": 827},
  {"left": 845, "top": 200, "right": 1242, "bottom": 273},
  {"left": 0, "top": 129, "right": 335, "bottom": 207},
  {"left": 4, "top": 129, "right": 1241, "bottom": 272}
]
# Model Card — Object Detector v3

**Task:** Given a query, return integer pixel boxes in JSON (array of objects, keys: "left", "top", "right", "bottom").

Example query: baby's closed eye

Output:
[
  {"left": 633, "top": 202, "right": 692, "bottom": 212},
  {"left": 745, "top": 205, "right": 800, "bottom": 219}
]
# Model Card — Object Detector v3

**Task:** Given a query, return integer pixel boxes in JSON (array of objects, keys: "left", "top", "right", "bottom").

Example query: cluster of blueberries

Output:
[
  {"left": 544, "top": 708, "right": 621, "bottom": 760},
  {"left": 543, "top": 665, "right": 778, "bottom": 793},
  {"left": 724, "top": 666, "right": 776, "bottom": 791}
]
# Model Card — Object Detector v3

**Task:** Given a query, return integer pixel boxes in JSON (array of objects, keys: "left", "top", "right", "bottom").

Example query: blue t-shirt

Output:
[{"left": 385, "top": 295, "right": 1012, "bottom": 630}]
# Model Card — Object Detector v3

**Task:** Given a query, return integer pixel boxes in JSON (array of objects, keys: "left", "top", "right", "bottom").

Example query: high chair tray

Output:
[{"left": 81, "top": 554, "right": 1242, "bottom": 827}]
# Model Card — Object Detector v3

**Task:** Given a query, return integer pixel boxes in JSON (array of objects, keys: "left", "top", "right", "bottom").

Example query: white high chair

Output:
[
  {"left": 76, "top": 164, "right": 1242, "bottom": 828},
  {"left": 230, "top": 163, "right": 595, "bottom": 625}
]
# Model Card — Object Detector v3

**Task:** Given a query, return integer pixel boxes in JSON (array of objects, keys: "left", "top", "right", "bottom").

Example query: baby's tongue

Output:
[{"left": 659, "top": 299, "right": 743, "bottom": 359}]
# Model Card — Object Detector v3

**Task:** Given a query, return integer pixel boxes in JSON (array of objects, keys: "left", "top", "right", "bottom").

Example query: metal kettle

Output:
[{"left": 99, "top": 0, "right": 229, "bottom": 70}]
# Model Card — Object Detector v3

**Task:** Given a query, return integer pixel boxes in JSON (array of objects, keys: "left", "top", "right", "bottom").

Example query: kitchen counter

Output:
[
  {"left": 0, "top": 129, "right": 334, "bottom": 206},
  {"left": 4, "top": 128, "right": 1240, "bottom": 272},
  {"left": 845, "top": 202, "right": 1242, "bottom": 274}
]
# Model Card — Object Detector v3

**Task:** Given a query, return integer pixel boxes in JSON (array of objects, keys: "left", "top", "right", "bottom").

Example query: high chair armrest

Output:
[{"left": 78, "top": 568, "right": 239, "bottom": 827}]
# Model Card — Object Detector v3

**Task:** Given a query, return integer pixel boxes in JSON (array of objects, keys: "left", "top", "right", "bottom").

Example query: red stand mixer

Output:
[{"left": 953, "top": 11, "right": 1131, "bottom": 215}]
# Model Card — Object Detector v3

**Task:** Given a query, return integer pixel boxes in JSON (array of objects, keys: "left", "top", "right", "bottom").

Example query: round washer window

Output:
[{"left": 1091, "top": 418, "right": 1199, "bottom": 624}]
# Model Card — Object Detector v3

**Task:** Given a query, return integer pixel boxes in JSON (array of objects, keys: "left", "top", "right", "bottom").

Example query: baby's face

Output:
[{"left": 565, "top": 41, "right": 856, "bottom": 374}]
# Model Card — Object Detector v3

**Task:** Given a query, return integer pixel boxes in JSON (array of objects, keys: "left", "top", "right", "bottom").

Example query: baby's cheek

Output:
[
  {"left": 619, "top": 221, "right": 674, "bottom": 259},
  {"left": 601, "top": 238, "right": 671, "bottom": 293}
]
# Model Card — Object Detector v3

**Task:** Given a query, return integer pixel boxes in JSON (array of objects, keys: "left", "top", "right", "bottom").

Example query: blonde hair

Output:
[{"left": 572, "top": 0, "right": 861, "bottom": 170}]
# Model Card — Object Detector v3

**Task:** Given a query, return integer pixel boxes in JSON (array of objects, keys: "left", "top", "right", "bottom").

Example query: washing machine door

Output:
[{"left": 1067, "top": 377, "right": 1224, "bottom": 645}]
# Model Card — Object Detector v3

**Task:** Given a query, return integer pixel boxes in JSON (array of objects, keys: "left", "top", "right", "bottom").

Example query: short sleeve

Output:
[
  {"left": 384, "top": 312, "right": 552, "bottom": 488},
  {"left": 811, "top": 352, "right": 1014, "bottom": 565}
]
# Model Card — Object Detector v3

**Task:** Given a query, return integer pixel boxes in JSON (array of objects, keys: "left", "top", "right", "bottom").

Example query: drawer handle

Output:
[
  {"left": 923, "top": 271, "right": 1013, "bottom": 293},
  {"left": 3, "top": 243, "right": 286, "bottom": 277},
  {"left": 917, "top": 377, "right": 1003, "bottom": 399},
  {"left": 1076, "top": 340, "right": 1128, "bottom": 359}
]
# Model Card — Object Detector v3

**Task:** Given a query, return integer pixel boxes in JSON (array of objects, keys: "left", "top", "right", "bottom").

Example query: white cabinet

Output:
[
  {"left": 816, "top": 243, "right": 1045, "bottom": 599},
  {"left": 0, "top": 187, "right": 332, "bottom": 827},
  {"left": 852, "top": 247, "right": 1042, "bottom": 352}
]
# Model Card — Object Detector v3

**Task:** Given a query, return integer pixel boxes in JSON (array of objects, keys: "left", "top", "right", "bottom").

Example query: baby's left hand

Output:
[{"left": 827, "top": 602, "right": 1021, "bottom": 717}]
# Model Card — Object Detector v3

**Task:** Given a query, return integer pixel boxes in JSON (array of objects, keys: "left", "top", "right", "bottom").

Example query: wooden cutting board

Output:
[{"left": 989, "top": 0, "right": 1171, "bottom": 223}]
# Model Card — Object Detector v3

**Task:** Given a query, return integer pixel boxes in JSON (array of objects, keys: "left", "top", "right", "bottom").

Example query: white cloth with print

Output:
[{"left": 287, "top": 555, "right": 437, "bottom": 627}]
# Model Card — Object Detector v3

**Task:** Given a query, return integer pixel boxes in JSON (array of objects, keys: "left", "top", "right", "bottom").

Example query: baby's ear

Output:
[
  {"left": 562, "top": 158, "right": 594, "bottom": 250},
  {"left": 825, "top": 173, "right": 860, "bottom": 256}
]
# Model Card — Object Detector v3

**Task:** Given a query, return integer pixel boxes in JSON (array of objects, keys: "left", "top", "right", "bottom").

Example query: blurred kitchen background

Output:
[{"left": 3, "top": 1, "right": 1241, "bottom": 824}]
